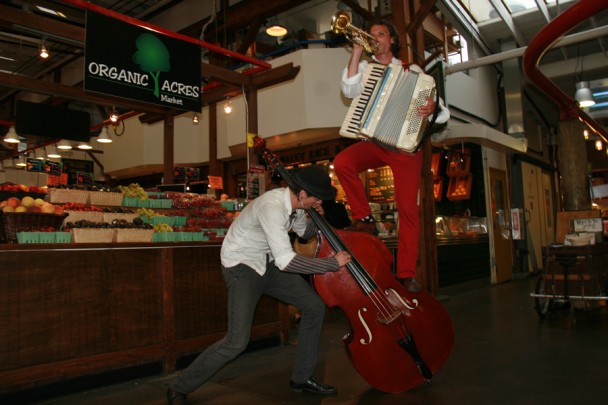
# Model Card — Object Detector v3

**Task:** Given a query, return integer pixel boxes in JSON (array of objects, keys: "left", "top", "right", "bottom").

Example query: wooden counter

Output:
[{"left": 0, "top": 242, "right": 288, "bottom": 394}]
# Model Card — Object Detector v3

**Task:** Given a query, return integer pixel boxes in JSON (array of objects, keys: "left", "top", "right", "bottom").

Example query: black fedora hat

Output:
[{"left": 291, "top": 165, "right": 336, "bottom": 201}]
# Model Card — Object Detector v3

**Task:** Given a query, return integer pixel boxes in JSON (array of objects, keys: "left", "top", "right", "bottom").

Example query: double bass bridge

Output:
[{"left": 376, "top": 288, "right": 419, "bottom": 325}]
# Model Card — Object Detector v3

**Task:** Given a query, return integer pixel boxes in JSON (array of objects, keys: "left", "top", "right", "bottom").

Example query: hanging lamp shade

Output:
[
  {"left": 77, "top": 141, "right": 93, "bottom": 150},
  {"left": 96, "top": 126, "right": 112, "bottom": 143},
  {"left": 57, "top": 139, "right": 73, "bottom": 150},
  {"left": 266, "top": 17, "right": 287, "bottom": 37},
  {"left": 3, "top": 126, "right": 19, "bottom": 143},
  {"left": 575, "top": 81, "right": 595, "bottom": 107},
  {"left": 47, "top": 144, "right": 61, "bottom": 158}
]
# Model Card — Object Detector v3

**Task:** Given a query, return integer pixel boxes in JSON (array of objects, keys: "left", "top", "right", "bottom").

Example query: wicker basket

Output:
[
  {"left": 48, "top": 189, "right": 89, "bottom": 204},
  {"left": 89, "top": 191, "right": 123, "bottom": 206},
  {"left": 0, "top": 212, "right": 68, "bottom": 244},
  {"left": 71, "top": 228, "right": 115, "bottom": 243},
  {"left": 113, "top": 229, "right": 154, "bottom": 243}
]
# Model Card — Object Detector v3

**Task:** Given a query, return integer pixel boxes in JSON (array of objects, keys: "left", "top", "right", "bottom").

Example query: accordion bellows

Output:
[{"left": 340, "top": 63, "right": 436, "bottom": 153}]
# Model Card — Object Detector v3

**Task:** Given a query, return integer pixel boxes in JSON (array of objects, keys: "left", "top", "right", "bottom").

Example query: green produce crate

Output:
[{"left": 17, "top": 232, "right": 40, "bottom": 244}]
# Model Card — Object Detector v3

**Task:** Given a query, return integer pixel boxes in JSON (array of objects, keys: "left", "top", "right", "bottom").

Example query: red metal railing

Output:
[
  {"left": 62, "top": 0, "right": 272, "bottom": 70},
  {"left": 522, "top": 0, "right": 608, "bottom": 141}
]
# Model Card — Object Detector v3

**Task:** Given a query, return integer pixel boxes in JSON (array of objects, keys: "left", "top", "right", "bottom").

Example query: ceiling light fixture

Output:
[
  {"left": 192, "top": 113, "right": 199, "bottom": 124},
  {"left": 47, "top": 144, "right": 61, "bottom": 158},
  {"left": 35, "top": 147, "right": 46, "bottom": 160},
  {"left": 266, "top": 17, "right": 288, "bottom": 37},
  {"left": 57, "top": 139, "right": 73, "bottom": 150},
  {"left": 583, "top": 129, "right": 589, "bottom": 140},
  {"left": 39, "top": 38, "right": 49, "bottom": 59},
  {"left": 223, "top": 98, "right": 233, "bottom": 115},
  {"left": 109, "top": 107, "right": 119, "bottom": 123},
  {"left": 595, "top": 139, "right": 603, "bottom": 151},
  {"left": 3, "top": 126, "right": 20, "bottom": 143},
  {"left": 96, "top": 126, "right": 112, "bottom": 143},
  {"left": 77, "top": 141, "right": 93, "bottom": 150},
  {"left": 575, "top": 81, "right": 595, "bottom": 108},
  {"left": 15, "top": 154, "right": 27, "bottom": 167}
]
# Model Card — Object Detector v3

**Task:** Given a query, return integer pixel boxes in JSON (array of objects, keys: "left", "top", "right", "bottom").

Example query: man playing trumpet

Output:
[{"left": 333, "top": 18, "right": 450, "bottom": 293}]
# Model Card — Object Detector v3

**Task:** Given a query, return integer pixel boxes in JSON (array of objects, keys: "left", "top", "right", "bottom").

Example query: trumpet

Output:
[{"left": 331, "top": 11, "right": 379, "bottom": 54}]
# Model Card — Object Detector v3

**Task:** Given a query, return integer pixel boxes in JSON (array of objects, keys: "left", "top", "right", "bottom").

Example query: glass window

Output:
[{"left": 457, "top": 0, "right": 497, "bottom": 23}]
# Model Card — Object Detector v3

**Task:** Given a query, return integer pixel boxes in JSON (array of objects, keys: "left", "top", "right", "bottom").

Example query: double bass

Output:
[{"left": 255, "top": 137, "right": 454, "bottom": 394}]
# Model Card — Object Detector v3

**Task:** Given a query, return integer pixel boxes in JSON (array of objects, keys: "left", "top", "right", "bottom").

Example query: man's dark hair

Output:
[{"left": 368, "top": 18, "right": 402, "bottom": 56}]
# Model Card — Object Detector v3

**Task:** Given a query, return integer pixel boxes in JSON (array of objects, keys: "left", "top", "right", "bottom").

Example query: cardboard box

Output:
[{"left": 556, "top": 210, "right": 601, "bottom": 244}]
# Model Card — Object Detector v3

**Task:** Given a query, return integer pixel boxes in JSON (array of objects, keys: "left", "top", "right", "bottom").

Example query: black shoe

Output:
[
  {"left": 290, "top": 376, "right": 337, "bottom": 395},
  {"left": 399, "top": 277, "right": 421, "bottom": 293},
  {"left": 167, "top": 387, "right": 187, "bottom": 405}
]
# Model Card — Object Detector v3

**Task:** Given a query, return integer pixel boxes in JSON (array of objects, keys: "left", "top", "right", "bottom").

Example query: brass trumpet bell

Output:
[{"left": 331, "top": 11, "right": 379, "bottom": 54}]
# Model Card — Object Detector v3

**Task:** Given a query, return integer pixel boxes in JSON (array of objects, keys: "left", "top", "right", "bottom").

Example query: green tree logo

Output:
[{"left": 133, "top": 33, "right": 170, "bottom": 98}]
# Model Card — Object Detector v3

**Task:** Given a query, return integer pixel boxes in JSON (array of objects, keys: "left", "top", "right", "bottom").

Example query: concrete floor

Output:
[{"left": 7, "top": 276, "right": 608, "bottom": 405}]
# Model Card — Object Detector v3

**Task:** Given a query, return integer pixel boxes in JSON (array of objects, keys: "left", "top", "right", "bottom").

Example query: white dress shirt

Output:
[{"left": 220, "top": 188, "right": 309, "bottom": 275}]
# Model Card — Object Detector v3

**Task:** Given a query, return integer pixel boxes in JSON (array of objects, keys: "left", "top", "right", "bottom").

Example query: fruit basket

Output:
[
  {"left": 113, "top": 229, "right": 154, "bottom": 243},
  {"left": 0, "top": 212, "right": 68, "bottom": 244},
  {"left": 71, "top": 228, "right": 115, "bottom": 243},
  {"left": 48, "top": 188, "right": 89, "bottom": 204},
  {"left": 88, "top": 191, "right": 123, "bottom": 206}
]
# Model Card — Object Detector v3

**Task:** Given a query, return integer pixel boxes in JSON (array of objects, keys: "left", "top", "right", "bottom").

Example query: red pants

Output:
[{"left": 333, "top": 141, "right": 423, "bottom": 279}]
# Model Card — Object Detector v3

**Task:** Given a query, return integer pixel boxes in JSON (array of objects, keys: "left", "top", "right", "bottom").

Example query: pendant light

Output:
[
  {"left": 223, "top": 98, "right": 233, "bottom": 115},
  {"left": 57, "top": 139, "right": 73, "bottom": 150},
  {"left": 575, "top": 81, "right": 595, "bottom": 107},
  {"left": 47, "top": 144, "right": 61, "bottom": 158},
  {"left": 77, "top": 141, "right": 93, "bottom": 150},
  {"left": 3, "top": 126, "right": 19, "bottom": 143},
  {"left": 96, "top": 126, "right": 112, "bottom": 143}
]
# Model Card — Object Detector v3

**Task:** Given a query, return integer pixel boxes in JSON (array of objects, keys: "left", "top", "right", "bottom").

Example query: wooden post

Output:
[{"left": 163, "top": 115, "right": 175, "bottom": 185}]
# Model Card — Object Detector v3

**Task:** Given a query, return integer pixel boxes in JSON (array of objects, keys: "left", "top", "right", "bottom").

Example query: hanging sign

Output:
[
  {"left": 84, "top": 11, "right": 201, "bottom": 112},
  {"left": 208, "top": 175, "right": 223, "bottom": 190},
  {"left": 45, "top": 160, "right": 63, "bottom": 177},
  {"left": 25, "top": 158, "right": 45, "bottom": 173}
]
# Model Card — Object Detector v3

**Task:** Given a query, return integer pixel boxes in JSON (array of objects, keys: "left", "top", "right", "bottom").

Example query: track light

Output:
[
  {"left": 595, "top": 139, "right": 603, "bottom": 151},
  {"left": 3, "top": 126, "right": 19, "bottom": 143},
  {"left": 57, "top": 139, "right": 73, "bottom": 150},
  {"left": 583, "top": 129, "right": 589, "bottom": 140},
  {"left": 109, "top": 107, "right": 119, "bottom": 123},
  {"left": 575, "top": 81, "right": 595, "bottom": 108},
  {"left": 223, "top": 98, "right": 233, "bottom": 115},
  {"left": 96, "top": 126, "right": 112, "bottom": 143}
]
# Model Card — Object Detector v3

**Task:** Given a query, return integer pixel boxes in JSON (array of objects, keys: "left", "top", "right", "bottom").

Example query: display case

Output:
[{"left": 435, "top": 215, "right": 487, "bottom": 238}]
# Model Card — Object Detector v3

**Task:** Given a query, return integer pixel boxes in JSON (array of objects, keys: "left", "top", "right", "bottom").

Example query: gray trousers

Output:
[{"left": 172, "top": 261, "right": 326, "bottom": 395}]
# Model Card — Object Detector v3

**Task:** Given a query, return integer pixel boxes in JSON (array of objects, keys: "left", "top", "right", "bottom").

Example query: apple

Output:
[
  {"left": 2, "top": 206, "right": 15, "bottom": 213},
  {"left": 15, "top": 206, "right": 27, "bottom": 213},
  {"left": 6, "top": 197, "right": 20, "bottom": 208},
  {"left": 21, "top": 196, "right": 35, "bottom": 207},
  {"left": 54, "top": 205, "right": 64, "bottom": 215},
  {"left": 41, "top": 203, "right": 55, "bottom": 214},
  {"left": 34, "top": 198, "right": 45, "bottom": 206},
  {"left": 17, "top": 184, "right": 29, "bottom": 192},
  {"left": 40, "top": 202, "right": 55, "bottom": 214},
  {"left": 27, "top": 205, "right": 41, "bottom": 213}
]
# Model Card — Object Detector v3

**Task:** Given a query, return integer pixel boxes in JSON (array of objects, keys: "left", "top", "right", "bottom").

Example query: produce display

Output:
[
  {"left": 1, "top": 196, "right": 64, "bottom": 214},
  {"left": 1, "top": 184, "right": 236, "bottom": 244}
]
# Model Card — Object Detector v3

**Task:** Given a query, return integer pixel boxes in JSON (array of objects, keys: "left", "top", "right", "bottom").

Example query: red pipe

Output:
[
  {"left": 522, "top": 0, "right": 608, "bottom": 141},
  {"left": 62, "top": 0, "right": 272, "bottom": 70}
]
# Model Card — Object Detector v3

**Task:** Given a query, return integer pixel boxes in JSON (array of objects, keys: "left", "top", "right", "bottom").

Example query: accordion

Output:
[{"left": 340, "top": 63, "right": 436, "bottom": 153}]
